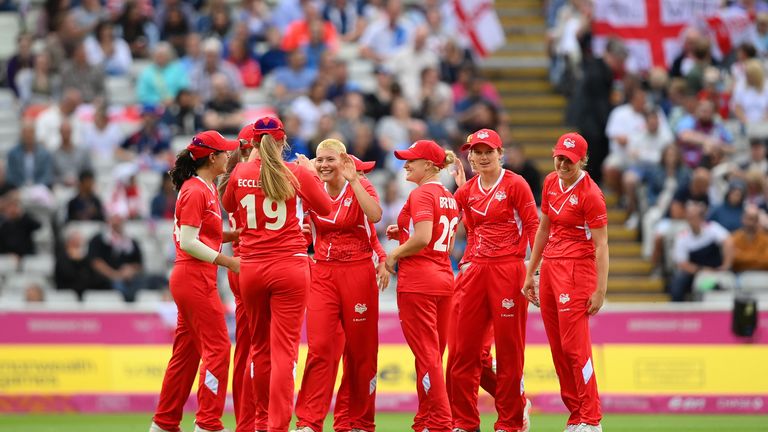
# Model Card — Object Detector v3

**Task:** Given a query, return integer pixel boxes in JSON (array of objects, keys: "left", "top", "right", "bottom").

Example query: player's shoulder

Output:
[
  {"left": 581, "top": 173, "right": 606, "bottom": 199},
  {"left": 543, "top": 171, "right": 559, "bottom": 188},
  {"left": 501, "top": 169, "right": 528, "bottom": 186}
]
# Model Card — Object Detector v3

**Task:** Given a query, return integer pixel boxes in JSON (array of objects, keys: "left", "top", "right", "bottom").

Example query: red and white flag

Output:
[
  {"left": 591, "top": 0, "right": 751, "bottom": 70},
  {"left": 452, "top": 0, "right": 505, "bottom": 58}
]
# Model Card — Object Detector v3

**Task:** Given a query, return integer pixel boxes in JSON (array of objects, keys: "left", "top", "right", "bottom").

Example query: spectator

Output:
[
  {"left": 336, "top": 91, "right": 374, "bottom": 144},
  {"left": 728, "top": 42, "right": 758, "bottom": 91},
  {"left": 439, "top": 38, "right": 470, "bottom": 84},
  {"left": 676, "top": 99, "right": 734, "bottom": 168},
  {"left": 160, "top": 89, "right": 205, "bottom": 136},
  {"left": 379, "top": 174, "right": 406, "bottom": 236},
  {"left": 670, "top": 202, "right": 733, "bottom": 302},
  {"left": 136, "top": 42, "right": 188, "bottom": 106},
  {"left": 567, "top": 37, "right": 628, "bottom": 183},
  {"left": 323, "top": 0, "right": 369, "bottom": 42},
  {"left": 326, "top": 58, "right": 358, "bottom": 107},
  {"left": 258, "top": 26, "right": 287, "bottom": 76},
  {"left": 15, "top": 50, "right": 62, "bottom": 108},
  {"left": 363, "top": 64, "right": 400, "bottom": 121},
  {"left": 55, "top": 227, "right": 94, "bottom": 300},
  {"left": 53, "top": 120, "right": 92, "bottom": 187},
  {"left": 348, "top": 121, "right": 383, "bottom": 166},
  {"left": 417, "top": 66, "right": 452, "bottom": 118},
  {"left": 457, "top": 100, "right": 500, "bottom": 137},
  {"left": 7, "top": 121, "right": 54, "bottom": 189},
  {"left": 302, "top": 18, "right": 333, "bottom": 68},
  {"left": 159, "top": 2, "right": 192, "bottom": 55},
  {"left": 359, "top": 0, "right": 410, "bottom": 62},
  {"left": 731, "top": 204, "right": 768, "bottom": 273},
  {"left": 603, "top": 86, "right": 652, "bottom": 195},
  {"left": 281, "top": 111, "right": 311, "bottom": 157},
  {"left": 744, "top": 169, "right": 766, "bottom": 208},
  {"left": 504, "top": 143, "right": 543, "bottom": 206},
  {"left": 0, "top": 161, "right": 15, "bottom": 198},
  {"left": 282, "top": 0, "right": 339, "bottom": 52},
  {"left": 452, "top": 64, "right": 502, "bottom": 109},
  {"left": 150, "top": 173, "right": 176, "bottom": 220},
  {"left": 190, "top": 38, "right": 244, "bottom": 103},
  {"left": 87, "top": 210, "right": 144, "bottom": 302},
  {"left": 752, "top": 12, "right": 768, "bottom": 55},
  {"left": 80, "top": 104, "right": 124, "bottom": 165},
  {"left": 67, "top": 170, "right": 104, "bottom": 222},
  {"left": 234, "top": 0, "right": 271, "bottom": 43},
  {"left": 226, "top": 37, "right": 262, "bottom": 87},
  {"left": 117, "top": 105, "right": 172, "bottom": 170},
  {"left": 731, "top": 59, "right": 768, "bottom": 127},
  {"left": 646, "top": 145, "right": 693, "bottom": 209},
  {"left": 6, "top": 33, "right": 35, "bottom": 99},
  {"left": 60, "top": 40, "right": 106, "bottom": 103},
  {"left": 202, "top": 73, "right": 244, "bottom": 135},
  {"left": 623, "top": 109, "right": 675, "bottom": 227},
  {"left": 387, "top": 25, "right": 439, "bottom": 111},
  {"left": 118, "top": 0, "right": 158, "bottom": 59},
  {"left": 708, "top": 181, "right": 746, "bottom": 232},
  {"left": 424, "top": 97, "right": 459, "bottom": 148},
  {"left": 70, "top": 0, "right": 109, "bottom": 35},
  {"left": 109, "top": 163, "right": 144, "bottom": 220},
  {"left": 271, "top": 49, "right": 318, "bottom": 105},
  {"left": 84, "top": 20, "right": 133, "bottom": 76},
  {"left": 35, "top": 87, "right": 83, "bottom": 151},
  {"left": 269, "top": 0, "right": 305, "bottom": 33},
  {"left": 24, "top": 283, "right": 46, "bottom": 303},
  {"left": 0, "top": 190, "right": 41, "bottom": 257},
  {"left": 375, "top": 96, "right": 412, "bottom": 158},
  {"left": 736, "top": 138, "right": 768, "bottom": 177},
  {"left": 203, "top": 3, "right": 234, "bottom": 39},
  {"left": 670, "top": 27, "right": 709, "bottom": 79},
  {"left": 178, "top": 32, "right": 203, "bottom": 72}
]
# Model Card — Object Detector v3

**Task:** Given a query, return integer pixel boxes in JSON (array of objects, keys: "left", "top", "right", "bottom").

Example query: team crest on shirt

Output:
[
  {"left": 564, "top": 138, "right": 576, "bottom": 148},
  {"left": 559, "top": 293, "right": 571, "bottom": 304},
  {"left": 343, "top": 197, "right": 353, "bottom": 207},
  {"left": 569, "top": 195, "right": 578, "bottom": 206},
  {"left": 501, "top": 298, "right": 515, "bottom": 309},
  {"left": 494, "top": 190, "right": 507, "bottom": 202},
  {"left": 355, "top": 303, "right": 367, "bottom": 314}
]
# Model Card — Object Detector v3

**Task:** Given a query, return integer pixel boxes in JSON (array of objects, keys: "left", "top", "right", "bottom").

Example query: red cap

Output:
[
  {"left": 252, "top": 116, "right": 286, "bottom": 141},
  {"left": 349, "top": 154, "right": 375, "bottom": 173},
  {"left": 394, "top": 140, "right": 447, "bottom": 168},
  {"left": 553, "top": 132, "right": 588, "bottom": 163},
  {"left": 237, "top": 124, "right": 255, "bottom": 148},
  {"left": 187, "top": 131, "right": 238, "bottom": 160},
  {"left": 461, "top": 128, "right": 502, "bottom": 152}
]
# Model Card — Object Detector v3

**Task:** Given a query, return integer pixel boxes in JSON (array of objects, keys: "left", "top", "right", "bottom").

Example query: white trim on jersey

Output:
[
  {"left": 315, "top": 182, "right": 349, "bottom": 224},
  {"left": 476, "top": 169, "right": 505, "bottom": 195},
  {"left": 549, "top": 171, "right": 586, "bottom": 216}
]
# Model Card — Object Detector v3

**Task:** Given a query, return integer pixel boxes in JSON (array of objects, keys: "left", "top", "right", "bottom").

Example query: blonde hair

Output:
[
  {"left": 257, "top": 134, "right": 297, "bottom": 201},
  {"left": 316, "top": 138, "right": 347, "bottom": 154},
  {"left": 745, "top": 59, "right": 765, "bottom": 91},
  {"left": 428, "top": 150, "right": 456, "bottom": 174}
]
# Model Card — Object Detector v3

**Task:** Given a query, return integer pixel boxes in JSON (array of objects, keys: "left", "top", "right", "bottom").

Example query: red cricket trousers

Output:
[
  {"left": 241, "top": 256, "right": 310, "bottom": 432},
  {"left": 449, "top": 258, "right": 528, "bottom": 431},
  {"left": 295, "top": 259, "right": 379, "bottom": 432},
  {"left": 539, "top": 258, "right": 602, "bottom": 427},
  {"left": 446, "top": 267, "right": 497, "bottom": 404},
  {"left": 228, "top": 270, "right": 268, "bottom": 432},
  {"left": 398, "top": 292, "right": 452, "bottom": 432},
  {"left": 153, "top": 263, "right": 231, "bottom": 432}
]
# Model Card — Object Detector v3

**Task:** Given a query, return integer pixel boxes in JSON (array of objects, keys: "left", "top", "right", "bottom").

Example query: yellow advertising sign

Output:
[{"left": 0, "top": 344, "right": 765, "bottom": 395}]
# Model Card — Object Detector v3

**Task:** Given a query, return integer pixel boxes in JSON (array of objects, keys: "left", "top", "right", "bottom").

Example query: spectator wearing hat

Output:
[
  {"left": 87, "top": 208, "right": 144, "bottom": 302},
  {"left": 136, "top": 42, "right": 188, "bottom": 106},
  {"left": 190, "top": 38, "right": 244, "bottom": 104}
]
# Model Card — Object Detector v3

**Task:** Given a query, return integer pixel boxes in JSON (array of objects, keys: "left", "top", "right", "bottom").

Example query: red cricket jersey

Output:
[
  {"left": 174, "top": 176, "right": 224, "bottom": 266},
  {"left": 310, "top": 178, "right": 380, "bottom": 262},
  {"left": 454, "top": 170, "right": 539, "bottom": 260},
  {"left": 222, "top": 160, "right": 333, "bottom": 261},
  {"left": 541, "top": 171, "right": 608, "bottom": 259},
  {"left": 396, "top": 181, "right": 460, "bottom": 295}
]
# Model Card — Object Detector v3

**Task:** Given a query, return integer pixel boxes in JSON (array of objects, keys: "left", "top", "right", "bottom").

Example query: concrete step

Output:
[
  {"left": 498, "top": 41, "right": 548, "bottom": 53},
  {"left": 610, "top": 242, "right": 643, "bottom": 257},
  {"left": 503, "top": 94, "right": 566, "bottom": 109},
  {"left": 487, "top": 66, "right": 548, "bottom": 79},
  {"left": 609, "top": 258, "right": 654, "bottom": 275},
  {"left": 508, "top": 110, "right": 564, "bottom": 125},
  {"left": 497, "top": 0, "right": 543, "bottom": 8},
  {"left": 511, "top": 126, "right": 570, "bottom": 141},
  {"left": 608, "top": 277, "right": 664, "bottom": 293},
  {"left": 480, "top": 56, "right": 549, "bottom": 69},
  {"left": 494, "top": 80, "right": 553, "bottom": 93},
  {"left": 607, "top": 208, "right": 628, "bottom": 225},
  {"left": 500, "top": 14, "right": 546, "bottom": 26},
  {"left": 506, "top": 34, "right": 549, "bottom": 44},
  {"left": 607, "top": 292, "right": 671, "bottom": 303},
  {"left": 498, "top": 6, "right": 543, "bottom": 17},
  {"left": 608, "top": 226, "right": 638, "bottom": 242}
]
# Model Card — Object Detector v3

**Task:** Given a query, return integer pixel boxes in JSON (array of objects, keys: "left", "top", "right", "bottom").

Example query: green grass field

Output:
[{"left": 1, "top": 413, "right": 767, "bottom": 432}]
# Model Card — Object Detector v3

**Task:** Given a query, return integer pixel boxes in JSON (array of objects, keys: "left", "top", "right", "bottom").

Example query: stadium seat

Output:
[
  {"left": 172, "top": 135, "right": 194, "bottom": 153},
  {"left": 738, "top": 271, "right": 768, "bottom": 292},
  {"left": 82, "top": 290, "right": 124, "bottom": 305},
  {"left": 0, "top": 254, "right": 19, "bottom": 277},
  {"left": 2, "top": 274, "right": 47, "bottom": 294},
  {"left": 0, "top": 13, "right": 19, "bottom": 59},
  {"left": 67, "top": 221, "right": 106, "bottom": 244},
  {"left": 136, "top": 290, "right": 163, "bottom": 304},
  {"left": 243, "top": 89, "right": 268, "bottom": 106},
  {"left": 21, "top": 255, "right": 55, "bottom": 276},
  {"left": 45, "top": 290, "right": 80, "bottom": 305},
  {"left": 123, "top": 220, "right": 149, "bottom": 239},
  {"left": 106, "top": 76, "right": 137, "bottom": 106}
]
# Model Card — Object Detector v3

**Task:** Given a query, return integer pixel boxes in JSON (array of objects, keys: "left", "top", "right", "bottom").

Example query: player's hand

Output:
[
  {"left": 587, "top": 290, "right": 605, "bottom": 315},
  {"left": 452, "top": 158, "right": 467, "bottom": 188},
  {"left": 385, "top": 255, "right": 397, "bottom": 275},
  {"left": 385, "top": 224, "right": 399, "bottom": 240},
  {"left": 376, "top": 262, "right": 390, "bottom": 291},
  {"left": 227, "top": 256, "right": 241, "bottom": 274},
  {"left": 339, "top": 153, "right": 358, "bottom": 182},
  {"left": 522, "top": 274, "right": 540, "bottom": 307},
  {"left": 301, "top": 223, "right": 311, "bottom": 236},
  {"left": 296, "top": 154, "right": 314, "bottom": 171}
]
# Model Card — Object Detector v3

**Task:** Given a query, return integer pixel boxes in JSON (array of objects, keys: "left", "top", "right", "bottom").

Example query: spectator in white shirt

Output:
[
  {"left": 290, "top": 79, "right": 337, "bottom": 141},
  {"left": 35, "top": 88, "right": 84, "bottom": 151},
  {"left": 603, "top": 86, "right": 651, "bottom": 194},
  {"left": 84, "top": 20, "right": 133, "bottom": 76},
  {"left": 386, "top": 25, "right": 439, "bottom": 111},
  {"left": 731, "top": 59, "right": 768, "bottom": 127},
  {"left": 670, "top": 201, "right": 733, "bottom": 301},
  {"left": 359, "top": 0, "right": 410, "bottom": 63},
  {"left": 189, "top": 38, "right": 244, "bottom": 104},
  {"left": 80, "top": 104, "right": 124, "bottom": 165}
]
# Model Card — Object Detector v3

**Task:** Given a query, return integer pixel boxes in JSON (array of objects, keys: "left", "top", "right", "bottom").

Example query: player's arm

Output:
[
  {"left": 342, "top": 154, "right": 382, "bottom": 222},
  {"left": 512, "top": 177, "right": 540, "bottom": 247},
  {"left": 385, "top": 220, "right": 432, "bottom": 274},
  {"left": 179, "top": 225, "right": 240, "bottom": 273},
  {"left": 295, "top": 165, "right": 333, "bottom": 216},
  {"left": 588, "top": 225, "right": 609, "bottom": 315},
  {"left": 523, "top": 213, "right": 551, "bottom": 306}
]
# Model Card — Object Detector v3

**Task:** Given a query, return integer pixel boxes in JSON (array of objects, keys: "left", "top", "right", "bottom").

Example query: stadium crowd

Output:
[
  {"left": 0, "top": 0, "right": 515, "bottom": 305},
  {"left": 548, "top": 0, "right": 768, "bottom": 301}
]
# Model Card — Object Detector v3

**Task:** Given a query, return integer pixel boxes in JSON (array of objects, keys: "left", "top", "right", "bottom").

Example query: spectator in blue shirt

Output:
[
  {"left": 7, "top": 120, "right": 54, "bottom": 189},
  {"left": 136, "top": 42, "right": 189, "bottom": 106}
]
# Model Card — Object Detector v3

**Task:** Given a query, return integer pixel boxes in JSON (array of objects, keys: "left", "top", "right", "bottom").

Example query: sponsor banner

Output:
[
  {"left": 1, "top": 394, "right": 766, "bottom": 414},
  {"left": 3, "top": 310, "right": 766, "bottom": 345}
]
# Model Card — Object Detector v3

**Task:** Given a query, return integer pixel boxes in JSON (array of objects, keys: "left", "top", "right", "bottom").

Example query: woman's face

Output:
[
  {"left": 315, "top": 148, "right": 343, "bottom": 183},
  {"left": 554, "top": 155, "right": 581, "bottom": 184},
  {"left": 404, "top": 159, "right": 430, "bottom": 184},
  {"left": 211, "top": 151, "right": 231, "bottom": 176},
  {"left": 470, "top": 144, "right": 501, "bottom": 176}
]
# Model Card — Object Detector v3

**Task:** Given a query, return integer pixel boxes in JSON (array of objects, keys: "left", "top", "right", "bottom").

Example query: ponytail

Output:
[
  {"left": 257, "top": 134, "right": 297, "bottom": 201},
  {"left": 170, "top": 149, "right": 207, "bottom": 191}
]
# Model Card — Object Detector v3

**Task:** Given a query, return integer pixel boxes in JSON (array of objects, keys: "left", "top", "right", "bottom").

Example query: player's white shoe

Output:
[
  {"left": 193, "top": 425, "right": 229, "bottom": 432},
  {"left": 452, "top": 429, "right": 470, "bottom": 432},
  {"left": 522, "top": 397, "right": 532, "bottom": 432},
  {"left": 149, "top": 422, "right": 175, "bottom": 432},
  {"left": 289, "top": 427, "right": 315, "bottom": 432},
  {"left": 574, "top": 423, "right": 602, "bottom": 432},
  {"left": 563, "top": 425, "right": 579, "bottom": 432}
]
